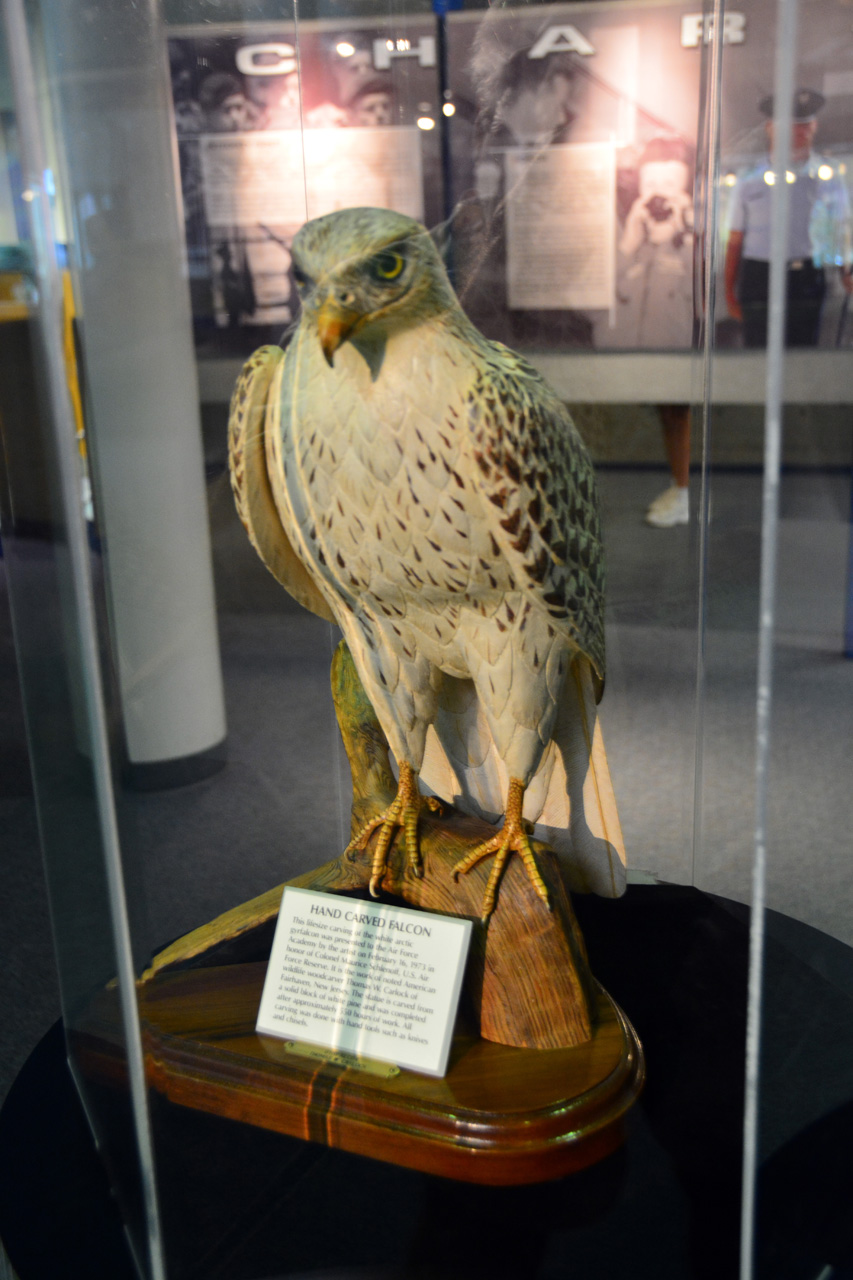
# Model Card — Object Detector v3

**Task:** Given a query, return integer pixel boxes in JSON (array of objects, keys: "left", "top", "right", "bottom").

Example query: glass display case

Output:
[{"left": 1, "top": 0, "right": 852, "bottom": 1275}]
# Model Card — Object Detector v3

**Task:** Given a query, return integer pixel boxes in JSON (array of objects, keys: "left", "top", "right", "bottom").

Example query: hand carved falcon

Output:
[{"left": 229, "top": 207, "right": 625, "bottom": 919}]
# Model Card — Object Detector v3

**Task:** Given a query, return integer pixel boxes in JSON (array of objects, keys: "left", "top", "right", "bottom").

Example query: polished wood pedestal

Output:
[
  {"left": 77, "top": 948, "right": 643, "bottom": 1186},
  {"left": 83, "top": 639, "right": 645, "bottom": 1184}
]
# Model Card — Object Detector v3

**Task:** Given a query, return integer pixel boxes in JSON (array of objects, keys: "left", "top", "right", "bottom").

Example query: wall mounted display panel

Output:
[{"left": 168, "top": 17, "right": 443, "bottom": 353}]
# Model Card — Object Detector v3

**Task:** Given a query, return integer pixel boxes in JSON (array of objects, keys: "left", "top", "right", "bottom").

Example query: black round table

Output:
[{"left": 1, "top": 886, "right": 851, "bottom": 1280}]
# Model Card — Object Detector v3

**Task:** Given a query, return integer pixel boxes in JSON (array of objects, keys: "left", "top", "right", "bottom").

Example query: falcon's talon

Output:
[
  {"left": 346, "top": 763, "right": 425, "bottom": 894},
  {"left": 452, "top": 778, "right": 550, "bottom": 920}
]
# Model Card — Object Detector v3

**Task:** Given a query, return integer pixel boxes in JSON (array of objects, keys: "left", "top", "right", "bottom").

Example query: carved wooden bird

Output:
[{"left": 229, "top": 207, "right": 625, "bottom": 919}]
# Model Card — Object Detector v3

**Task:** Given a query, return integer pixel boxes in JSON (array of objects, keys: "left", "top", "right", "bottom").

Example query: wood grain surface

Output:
[{"left": 74, "top": 960, "right": 644, "bottom": 1186}]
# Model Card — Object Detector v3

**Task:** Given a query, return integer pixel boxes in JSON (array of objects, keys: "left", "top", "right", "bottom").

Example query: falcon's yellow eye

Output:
[{"left": 370, "top": 250, "right": 405, "bottom": 281}]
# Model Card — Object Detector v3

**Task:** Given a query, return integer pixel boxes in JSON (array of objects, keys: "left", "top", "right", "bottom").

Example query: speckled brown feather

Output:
[{"left": 463, "top": 344, "right": 605, "bottom": 693}]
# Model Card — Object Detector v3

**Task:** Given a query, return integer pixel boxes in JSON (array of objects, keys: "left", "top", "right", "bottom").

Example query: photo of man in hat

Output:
[
  {"left": 345, "top": 75, "right": 395, "bottom": 128},
  {"left": 724, "top": 88, "right": 852, "bottom": 347}
]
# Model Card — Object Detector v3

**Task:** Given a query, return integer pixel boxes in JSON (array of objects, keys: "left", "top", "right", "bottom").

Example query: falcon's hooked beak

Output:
[{"left": 315, "top": 299, "right": 362, "bottom": 367}]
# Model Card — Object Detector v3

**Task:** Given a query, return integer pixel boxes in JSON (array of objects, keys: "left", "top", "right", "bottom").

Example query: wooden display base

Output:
[
  {"left": 75, "top": 939, "right": 643, "bottom": 1186},
  {"left": 74, "top": 643, "right": 644, "bottom": 1184}
]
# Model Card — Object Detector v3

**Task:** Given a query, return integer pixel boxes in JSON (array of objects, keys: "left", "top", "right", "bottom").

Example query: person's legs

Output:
[
  {"left": 785, "top": 262, "right": 825, "bottom": 346},
  {"left": 646, "top": 404, "right": 690, "bottom": 527},
  {"left": 740, "top": 258, "right": 769, "bottom": 348},
  {"left": 660, "top": 404, "right": 690, "bottom": 487}
]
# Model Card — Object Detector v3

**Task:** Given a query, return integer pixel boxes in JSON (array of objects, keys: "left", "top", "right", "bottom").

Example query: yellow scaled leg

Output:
[
  {"left": 344, "top": 763, "right": 440, "bottom": 898},
  {"left": 452, "top": 777, "right": 550, "bottom": 922}
]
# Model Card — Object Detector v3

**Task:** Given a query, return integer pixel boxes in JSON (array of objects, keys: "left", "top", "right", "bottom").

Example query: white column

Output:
[{"left": 40, "top": 0, "right": 226, "bottom": 769}]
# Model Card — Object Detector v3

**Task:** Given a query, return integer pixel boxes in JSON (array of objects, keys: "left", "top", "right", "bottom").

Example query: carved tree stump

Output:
[
  {"left": 148, "top": 642, "right": 598, "bottom": 1051},
  {"left": 297, "top": 644, "right": 595, "bottom": 1050}
]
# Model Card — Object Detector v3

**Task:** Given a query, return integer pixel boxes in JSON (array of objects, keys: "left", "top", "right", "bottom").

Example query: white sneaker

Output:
[{"left": 645, "top": 485, "right": 689, "bottom": 527}]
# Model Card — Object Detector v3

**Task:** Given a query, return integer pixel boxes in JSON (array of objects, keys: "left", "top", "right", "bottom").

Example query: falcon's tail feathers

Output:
[{"left": 419, "top": 656, "right": 627, "bottom": 898}]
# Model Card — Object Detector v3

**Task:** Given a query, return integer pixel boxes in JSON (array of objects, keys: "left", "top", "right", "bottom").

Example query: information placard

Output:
[
  {"left": 256, "top": 888, "right": 472, "bottom": 1077},
  {"left": 505, "top": 142, "right": 616, "bottom": 311},
  {"left": 199, "top": 127, "right": 424, "bottom": 227}
]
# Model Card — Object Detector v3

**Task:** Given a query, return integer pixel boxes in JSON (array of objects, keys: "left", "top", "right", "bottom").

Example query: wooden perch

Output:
[{"left": 147, "top": 642, "right": 597, "bottom": 1051}]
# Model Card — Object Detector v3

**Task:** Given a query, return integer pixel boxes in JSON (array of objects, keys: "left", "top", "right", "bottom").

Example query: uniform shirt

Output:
[{"left": 728, "top": 153, "right": 851, "bottom": 265}]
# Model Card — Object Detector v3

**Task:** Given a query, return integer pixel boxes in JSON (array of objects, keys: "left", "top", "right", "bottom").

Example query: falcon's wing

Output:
[
  {"left": 463, "top": 344, "right": 605, "bottom": 689},
  {"left": 228, "top": 346, "right": 334, "bottom": 622},
  {"left": 419, "top": 342, "right": 624, "bottom": 895}
]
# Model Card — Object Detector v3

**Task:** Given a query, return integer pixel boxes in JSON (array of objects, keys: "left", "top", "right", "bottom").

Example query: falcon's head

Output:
[{"left": 291, "top": 207, "right": 457, "bottom": 371}]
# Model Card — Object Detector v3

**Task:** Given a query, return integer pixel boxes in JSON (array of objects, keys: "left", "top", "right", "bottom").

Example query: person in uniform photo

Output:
[{"left": 725, "top": 88, "right": 853, "bottom": 347}]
